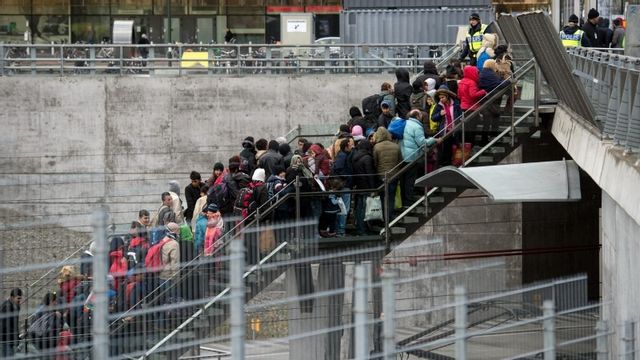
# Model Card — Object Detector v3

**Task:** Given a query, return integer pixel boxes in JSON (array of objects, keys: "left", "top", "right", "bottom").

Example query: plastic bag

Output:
[
  {"left": 364, "top": 196, "right": 383, "bottom": 221},
  {"left": 337, "top": 197, "right": 347, "bottom": 216}
]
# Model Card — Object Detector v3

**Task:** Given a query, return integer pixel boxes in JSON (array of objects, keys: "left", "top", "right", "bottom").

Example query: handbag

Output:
[{"left": 364, "top": 196, "right": 383, "bottom": 222}]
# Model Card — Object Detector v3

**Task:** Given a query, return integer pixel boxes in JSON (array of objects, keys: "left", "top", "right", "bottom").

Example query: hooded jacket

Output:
[
  {"left": 239, "top": 141, "right": 257, "bottom": 176},
  {"left": 394, "top": 68, "right": 412, "bottom": 119},
  {"left": 561, "top": 24, "right": 591, "bottom": 47},
  {"left": 410, "top": 78, "right": 427, "bottom": 110},
  {"left": 401, "top": 118, "right": 436, "bottom": 162},
  {"left": 332, "top": 148, "right": 353, "bottom": 188},
  {"left": 372, "top": 127, "right": 402, "bottom": 177},
  {"left": 582, "top": 19, "right": 598, "bottom": 48},
  {"left": 258, "top": 149, "right": 284, "bottom": 179},
  {"left": 378, "top": 90, "right": 396, "bottom": 115},
  {"left": 479, "top": 66, "right": 507, "bottom": 93},
  {"left": 458, "top": 66, "right": 487, "bottom": 111},
  {"left": 351, "top": 141, "right": 377, "bottom": 190}
]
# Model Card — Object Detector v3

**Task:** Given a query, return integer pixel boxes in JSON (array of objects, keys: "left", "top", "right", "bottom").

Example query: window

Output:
[
  {"left": 111, "top": 0, "right": 153, "bottom": 15},
  {"left": 33, "top": 0, "right": 69, "bottom": 15},
  {"left": 0, "top": 15, "right": 28, "bottom": 42},
  {"left": 71, "top": 0, "right": 110, "bottom": 15},
  {"left": 71, "top": 15, "right": 110, "bottom": 43},
  {"left": 154, "top": 0, "right": 188, "bottom": 15},
  {"left": 0, "top": 0, "right": 31, "bottom": 15}
]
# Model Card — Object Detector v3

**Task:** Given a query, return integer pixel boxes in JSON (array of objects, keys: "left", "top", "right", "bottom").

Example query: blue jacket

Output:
[
  {"left": 400, "top": 118, "right": 436, "bottom": 162},
  {"left": 479, "top": 68, "right": 508, "bottom": 93},
  {"left": 332, "top": 150, "right": 353, "bottom": 188},
  {"left": 194, "top": 213, "right": 208, "bottom": 252}
]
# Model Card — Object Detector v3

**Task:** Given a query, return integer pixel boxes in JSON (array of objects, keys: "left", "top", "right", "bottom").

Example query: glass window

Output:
[
  {"left": 71, "top": 0, "right": 110, "bottom": 15},
  {"left": 154, "top": 0, "right": 188, "bottom": 15},
  {"left": 226, "top": 0, "right": 264, "bottom": 9},
  {"left": 71, "top": 16, "right": 110, "bottom": 43},
  {"left": 191, "top": 0, "right": 219, "bottom": 13},
  {"left": 227, "top": 15, "right": 264, "bottom": 29},
  {"left": 0, "top": 15, "right": 28, "bottom": 43},
  {"left": 0, "top": 0, "right": 31, "bottom": 15},
  {"left": 33, "top": 0, "right": 69, "bottom": 15},
  {"left": 111, "top": 0, "right": 153, "bottom": 15},
  {"left": 33, "top": 15, "right": 69, "bottom": 43}
]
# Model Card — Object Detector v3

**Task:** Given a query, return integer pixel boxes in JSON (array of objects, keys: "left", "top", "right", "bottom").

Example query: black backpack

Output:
[
  {"left": 362, "top": 94, "right": 382, "bottom": 119},
  {"left": 207, "top": 180, "right": 232, "bottom": 214}
]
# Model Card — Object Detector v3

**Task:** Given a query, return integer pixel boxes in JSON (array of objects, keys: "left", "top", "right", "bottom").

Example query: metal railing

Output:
[
  {"left": 568, "top": 47, "right": 640, "bottom": 152},
  {"left": 0, "top": 43, "right": 455, "bottom": 76}
]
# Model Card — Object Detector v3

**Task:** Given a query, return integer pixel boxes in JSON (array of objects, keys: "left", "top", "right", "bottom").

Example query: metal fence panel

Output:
[{"left": 340, "top": 8, "right": 495, "bottom": 44}]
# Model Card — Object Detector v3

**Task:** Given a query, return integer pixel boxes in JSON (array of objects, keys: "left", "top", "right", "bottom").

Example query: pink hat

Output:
[{"left": 351, "top": 125, "right": 363, "bottom": 137}]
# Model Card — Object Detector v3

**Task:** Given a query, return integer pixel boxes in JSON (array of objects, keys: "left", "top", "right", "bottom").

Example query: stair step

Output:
[
  {"left": 441, "top": 187, "right": 457, "bottom": 193},
  {"left": 391, "top": 226, "right": 406, "bottom": 234},
  {"left": 475, "top": 155, "right": 494, "bottom": 163},
  {"left": 410, "top": 206, "right": 429, "bottom": 215},
  {"left": 401, "top": 216, "right": 419, "bottom": 224},
  {"left": 428, "top": 196, "right": 445, "bottom": 203},
  {"left": 488, "top": 146, "right": 505, "bottom": 154}
]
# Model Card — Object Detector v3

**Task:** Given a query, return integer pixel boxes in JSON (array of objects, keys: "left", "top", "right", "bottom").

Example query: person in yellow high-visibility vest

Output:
[
  {"left": 559, "top": 14, "right": 590, "bottom": 48},
  {"left": 459, "top": 13, "right": 488, "bottom": 66}
]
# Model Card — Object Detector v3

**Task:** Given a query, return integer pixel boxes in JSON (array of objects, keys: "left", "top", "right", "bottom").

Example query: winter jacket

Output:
[
  {"left": 347, "top": 115, "right": 367, "bottom": 131},
  {"left": 194, "top": 213, "right": 208, "bottom": 252},
  {"left": 351, "top": 141, "right": 377, "bottom": 190},
  {"left": 372, "top": 127, "right": 402, "bottom": 177},
  {"left": 159, "top": 237, "right": 179, "bottom": 280},
  {"left": 419, "top": 61, "right": 442, "bottom": 90},
  {"left": 191, "top": 195, "right": 207, "bottom": 231},
  {"left": 401, "top": 118, "right": 436, "bottom": 162},
  {"left": 258, "top": 149, "right": 284, "bottom": 179},
  {"left": 394, "top": 68, "right": 412, "bottom": 119},
  {"left": 227, "top": 171, "right": 251, "bottom": 205},
  {"left": 378, "top": 112, "right": 394, "bottom": 129},
  {"left": 611, "top": 26, "right": 625, "bottom": 48},
  {"left": 458, "top": 66, "right": 487, "bottom": 111},
  {"left": 332, "top": 150, "right": 353, "bottom": 188},
  {"left": 561, "top": 25, "right": 591, "bottom": 47},
  {"left": 431, "top": 99, "right": 463, "bottom": 134},
  {"left": 184, "top": 182, "right": 202, "bottom": 221},
  {"left": 239, "top": 147, "right": 257, "bottom": 175},
  {"left": 582, "top": 20, "right": 598, "bottom": 48},
  {"left": 0, "top": 299, "right": 20, "bottom": 345},
  {"left": 379, "top": 90, "right": 396, "bottom": 115},
  {"left": 479, "top": 68, "right": 507, "bottom": 93},
  {"left": 410, "top": 78, "right": 427, "bottom": 110}
]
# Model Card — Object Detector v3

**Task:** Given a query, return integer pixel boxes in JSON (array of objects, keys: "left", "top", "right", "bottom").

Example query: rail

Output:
[{"left": 0, "top": 43, "right": 455, "bottom": 76}]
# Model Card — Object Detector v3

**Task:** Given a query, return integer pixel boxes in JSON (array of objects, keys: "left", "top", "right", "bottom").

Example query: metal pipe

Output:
[
  {"left": 230, "top": 236, "right": 245, "bottom": 360},
  {"left": 354, "top": 264, "right": 369, "bottom": 360},
  {"left": 92, "top": 208, "right": 109, "bottom": 360},
  {"left": 454, "top": 286, "right": 468, "bottom": 360},
  {"left": 382, "top": 271, "right": 396, "bottom": 360},
  {"left": 543, "top": 300, "right": 556, "bottom": 360},
  {"left": 534, "top": 60, "right": 540, "bottom": 127}
]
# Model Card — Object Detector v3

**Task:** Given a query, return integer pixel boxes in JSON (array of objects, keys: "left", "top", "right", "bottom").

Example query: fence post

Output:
[
  {"left": 382, "top": 271, "right": 396, "bottom": 360},
  {"left": 230, "top": 236, "right": 245, "bottom": 360},
  {"left": 543, "top": 300, "right": 556, "bottom": 360},
  {"left": 92, "top": 208, "right": 109, "bottom": 360},
  {"left": 511, "top": 80, "right": 516, "bottom": 147},
  {"left": 383, "top": 171, "right": 390, "bottom": 249},
  {"left": 1, "top": 45, "right": 5, "bottom": 75},
  {"left": 89, "top": 47, "right": 96, "bottom": 75},
  {"left": 534, "top": 60, "right": 540, "bottom": 127},
  {"left": 149, "top": 46, "right": 155, "bottom": 75},
  {"left": 461, "top": 112, "right": 466, "bottom": 167},
  {"left": 454, "top": 286, "right": 468, "bottom": 360},
  {"left": 354, "top": 264, "right": 369, "bottom": 360},
  {"left": 596, "top": 320, "right": 608, "bottom": 360}
]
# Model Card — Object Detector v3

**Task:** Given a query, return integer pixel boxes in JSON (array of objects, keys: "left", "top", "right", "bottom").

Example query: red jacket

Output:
[{"left": 458, "top": 66, "right": 487, "bottom": 111}]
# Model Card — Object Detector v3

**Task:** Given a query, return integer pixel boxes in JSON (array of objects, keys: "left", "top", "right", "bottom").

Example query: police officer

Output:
[
  {"left": 559, "top": 14, "right": 590, "bottom": 48},
  {"left": 459, "top": 13, "right": 488, "bottom": 66}
]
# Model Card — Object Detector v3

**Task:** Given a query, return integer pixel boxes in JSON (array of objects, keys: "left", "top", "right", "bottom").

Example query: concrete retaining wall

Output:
[{"left": 0, "top": 75, "right": 391, "bottom": 231}]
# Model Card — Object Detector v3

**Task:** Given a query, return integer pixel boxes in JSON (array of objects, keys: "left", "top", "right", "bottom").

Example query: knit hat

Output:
[
  {"left": 252, "top": 168, "right": 266, "bottom": 182},
  {"left": 349, "top": 106, "right": 362, "bottom": 118},
  {"left": 275, "top": 136, "right": 287, "bottom": 144},
  {"left": 588, "top": 8, "right": 599, "bottom": 20},
  {"left": 351, "top": 125, "right": 364, "bottom": 137},
  {"left": 380, "top": 101, "right": 390, "bottom": 109},
  {"left": 242, "top": 136, "right": 254, "bottom": 148},
  {"left": 469, "top": 13, "right": 481, "bottom": 21},
  {"left": 166, "top": 222, "right": 179, "bottom": 234},
  {"left": 213, "top": 162, "right": 224, "bottom": 171},
  {"left": 206, "top": 203, "right": 219, "bottom": 213},
  {"left": 568, "top": 14, "right": 579, "bottom": 23}
]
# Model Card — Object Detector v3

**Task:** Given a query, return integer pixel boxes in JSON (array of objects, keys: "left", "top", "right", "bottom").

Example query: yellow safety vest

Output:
[
  {"left": 467, "top": 24, "right": 488, "bottom": 53},
  {"left": 560, "top": 29, "right": 584, "bottom": 48}
]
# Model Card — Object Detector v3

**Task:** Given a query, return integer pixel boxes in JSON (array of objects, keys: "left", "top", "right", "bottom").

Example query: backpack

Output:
[
  {"left": 239, "top": 155, "right": 252, "bottom": 175},
  {"left": 149, "top": 226, "right": 167, "bottom": 246},
  {"left": 362, "top": 94, "right": 382, "bottom": 119},
  {"left": 233, "top": 183, "right": 257, "bottom": 219},
  {"left": 388, "top": 118, "right": 406, "bottom": 140},
  {"left": 208, "top": 180, "right": 232, "bottom": 214},
  {"left": 266, "top": 177, "right": 286, "bottom": 203},
  {"left": 144, "top": 237, "right": 171, "bottom": 272}
]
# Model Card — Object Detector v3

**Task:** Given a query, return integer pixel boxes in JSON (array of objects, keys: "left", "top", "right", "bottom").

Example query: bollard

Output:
[{"left": 543, "top": 300, "right": 556, "bottom": 360}]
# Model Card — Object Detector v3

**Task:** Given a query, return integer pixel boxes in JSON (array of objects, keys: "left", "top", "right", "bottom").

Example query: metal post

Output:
[
  {"left": 354, "top": 264, "right": 369, "bottom": 360},
  {"left": 460, "top": 113, "right": 466, "bottom": 167},
  {"left": 534, "top": 60, "right": 540, "bottom": 127},
  {"left": 0, "top": 45, "right": 5, "bottom": 75},
  {"left": 511, "top": 81, "right": 516, "bottom": 147},
  {"left": 230, "top": 236, "right": 245, "bottom": 360},
  {"left": 324, "top": 45, "right": 330, "bottom": 74},
  {"left": 384, "top": 171, "right": 390, "bottom": 249},
  {"left": 382, "top": 271, "right": 396, "bottom": 360},
  {"left": 167, "top": 0, "right": 172, "bottom": 44},
  {"left": 543, "top": 300, "right": 556, "bottom": 360},
  {"left": 119, "top": 45, "right": 124, "bottom": 75},
  {"left": 596, "top": 320, "right": 608, "bottom": 360},
  {"left": 30, "top": 45, "right": 36, "bottom": 75},
  {"left": 149, "top": 46, "right": 155, "bottom": 75},
  {"left": 60, "top": 44, "right": 64, "bottom": 75},
  {"left": 89, "top": 47, "right": 96, "bottom": 75},
  {"left": 454, "top": 286, "right": 468, "bottom": 360},
  {"left": 295, "top": 175, "right": 301, "bottom": 252},
  {"left": 92, "top": 208, "right": 109, "bottom": 360}
]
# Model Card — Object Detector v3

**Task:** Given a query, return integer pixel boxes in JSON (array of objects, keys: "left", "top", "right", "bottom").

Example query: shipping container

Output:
[{"left": 340, "top": 8, "right": 495, "bottom": 44}]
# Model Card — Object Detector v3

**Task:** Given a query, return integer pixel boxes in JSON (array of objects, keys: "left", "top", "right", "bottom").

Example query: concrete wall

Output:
[{"left": 0, "top": 75, "right": 391, "bottom": 231}]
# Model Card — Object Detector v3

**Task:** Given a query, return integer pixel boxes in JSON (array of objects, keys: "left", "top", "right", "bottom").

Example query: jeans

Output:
[
  {"left": 335, "top": 190, "right": 351, "bottom": 235},
  {"left": 355, "top": 194, "right": 368, "bottom": 235}
]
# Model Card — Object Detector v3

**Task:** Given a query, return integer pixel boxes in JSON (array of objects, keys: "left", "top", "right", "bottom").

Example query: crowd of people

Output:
[
  {"left": 559, "top": 8, "right": 626, "bottom": 49},
  {"left": 0, "top": 12, "right": 524, "bottom": 358}
]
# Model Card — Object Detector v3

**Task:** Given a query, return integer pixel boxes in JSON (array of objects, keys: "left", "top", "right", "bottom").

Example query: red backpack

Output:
[
  {"left": 144, "top": 237, "right": 171, "bottom": 272},
  {"left": 233, "top": 182, "right": 259, "bottom": 219}
]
